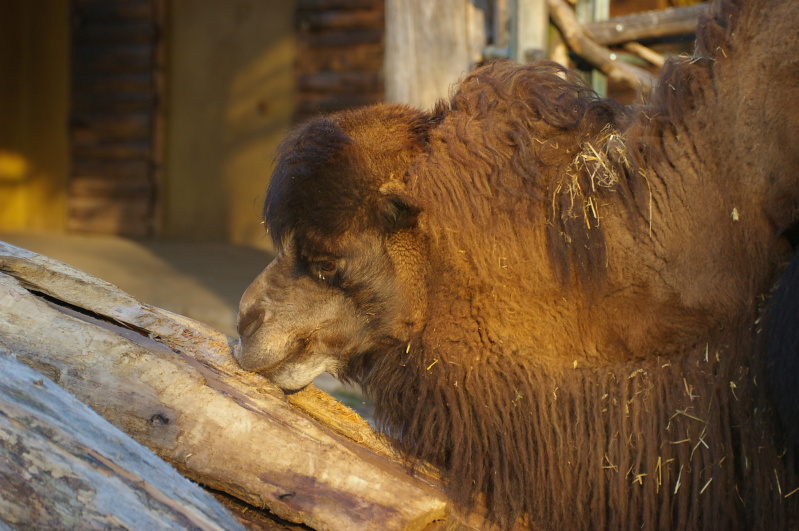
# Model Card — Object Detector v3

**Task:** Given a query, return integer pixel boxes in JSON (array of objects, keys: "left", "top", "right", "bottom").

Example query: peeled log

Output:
[
  {"left": 0, "top": 355, "right": 246, "bottom": 531},
  {"left": 0, "top": 241, "right": 451, "bottom": 530}
]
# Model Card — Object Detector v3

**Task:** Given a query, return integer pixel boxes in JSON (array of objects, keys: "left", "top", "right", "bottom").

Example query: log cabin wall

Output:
[
  {"left": 68, "top": 0, "right": 165, "bottom": 237},
  {"left": 1, "top": 0, "right": 703, "bottom": 243},
  {"left": 294, "top": 0, "right": 385, "bottom": 122}
]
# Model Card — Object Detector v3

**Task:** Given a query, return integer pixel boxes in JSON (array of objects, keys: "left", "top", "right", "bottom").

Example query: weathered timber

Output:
[
  {"left": 71, "top": 72, "right": 154, "bottom": 94},
  {"left": 295, "top": 92, "right": 384, "bottom": 118},
  {"left": 384, "top": 0, "right": 486, "bottom": 109},
  {"left": 294, "top": 0, "right": 385, "bottom": 122},
  {"left": 548, "top": 0, "right": 656, "bottom": 93},
  {"left": 0, "top": 355, "right": 246, "bottom": 531},
  {"left": 298, "top": 9, "right": 384, "bottom": 31},
  {"left": 299, "top": 28, "right": 384, "bottom": 48},
  {"left": 294, "top": 44, "right": 384, "bottom": 76},
  {"left": 72, "top": 44, "right": 155, "bottom": 74},
  {"left": 71, "top": 113, "right": 152, "bottom": 140},
  {"left": 71, "top": 138, "right": 152, "bottom": 160},
  {"left": 584, "top": 4, "right": 708, "bottom": 46},
  {"left": 296, "top": 0, "right": 383, "bottom": 10},
  {"left": 0, "top": 242, "right": 451, "bottom": 530},
  {"left": 71, "top": 157, "right": 152, "bottom": 181},
  {"left": 297, "top": 71, "right": 383, "bottom": 93},
  {"left": 68, "top": 176, "right": 153, "bottom": 197},
  {"left": 73, "top": 0, "right": 154, "bottom": 22},
  {"left": 69, "top": 0, "right": 164, "bottom": 237},
  {"left": 623, "top": 41, "right": 666, "bottom": 68},
  {"left": 67, "top": 197, "right": 153, "bottom": 237},
  {"left": 73, "top": 20, "right": 158, "bottom": 45}
]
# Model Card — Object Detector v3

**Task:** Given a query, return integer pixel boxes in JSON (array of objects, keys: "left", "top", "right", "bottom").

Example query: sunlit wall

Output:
[
  {"left": 0, "top": 0, "right": 70, "bottom": 232},
  {"left": 163, "top": 0, "right": 295, "bottom": 250}
]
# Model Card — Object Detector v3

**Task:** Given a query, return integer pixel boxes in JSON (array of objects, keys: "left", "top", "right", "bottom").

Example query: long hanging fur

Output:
[
  {"left": 247, "top": 0, "right": 799, "bottom": 527},
  {"left": 349, "top": 309, "right": 797, "bottom": 530},
  {"left": 341, "top": 0, "right": 799, "bottom": 527}
]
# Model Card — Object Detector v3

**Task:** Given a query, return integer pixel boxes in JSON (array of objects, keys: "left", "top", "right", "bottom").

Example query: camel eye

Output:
[{"left": 310, "top": 259, "right": 338, "bottom": 281}]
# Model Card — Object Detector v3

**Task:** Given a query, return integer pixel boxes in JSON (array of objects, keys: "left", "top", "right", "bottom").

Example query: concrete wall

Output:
[
  {"left": 163, "top": 0, "right": 295, "bottom": 250},
  {"left": 0, "top": 0, "right": 70, "bottom": 232}
]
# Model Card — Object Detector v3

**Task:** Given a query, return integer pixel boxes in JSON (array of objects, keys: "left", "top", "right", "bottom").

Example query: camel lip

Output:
[
  {"left": 235, "top": 333, "right": 311, "bottom": 375},
  {"left": 234, "top": 342, "right": 287, "bottom": 373}
]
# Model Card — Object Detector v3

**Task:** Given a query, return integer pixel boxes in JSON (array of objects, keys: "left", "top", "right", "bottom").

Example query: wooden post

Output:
[
  {"left": 576, "top": 0, "right": 609, "bottom": 95},
  {"left": 509, "top": 0, "right": 548, "bottom": 63},
  {"left": 547, "top": 0, "right": 655, "bottom": 94},
  {"left": 384, "top": 0, "right": 486, "bottom": 109}
]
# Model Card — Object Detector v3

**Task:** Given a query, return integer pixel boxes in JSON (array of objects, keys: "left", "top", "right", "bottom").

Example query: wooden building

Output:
[
  {"left": 0, "top": 0, "right": 698, "bottom": 248},
  {"left": 0, "top": 0, "right": 384, "bottom": 247}
]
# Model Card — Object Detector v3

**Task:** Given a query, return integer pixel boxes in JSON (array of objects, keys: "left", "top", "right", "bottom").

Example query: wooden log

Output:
[
  {"left": 295, "top": 44, "right": 384, "bottom": 74},
  {"left": 73, "top": 0, "right": 154, "bottom": 22},
  {"left": 71, "top": 72, "right": 154, "bottom": 94},
  {"left": 547, "top": 0, "right": 656, "bottom": 94},
  {"left": 71, "top": 158, "right": 152, "bottom": 181},
  {"left": 296, "top": 0, "right": 383, "bottom": 10},
  {"left": 295, "top": 92, "right": 384, "bottom": 118},
  {"left": 70, "top": 91, "right": 157, "bottom": 114},
  {"left": 583, "top": 4, "right": 708, "bottom": 46},
  {"left": 71, "top": 113, "right": 152, "bottom": 141},
  {"left": 297, "top": 9, "right": 384, "bottom": 32},
  {"left": 71, "top": 138, "right": 152, "bottom": 160},
  {"left": 68, "top": 176, "right": 153, "bottom": 197},
  {"left": 72, "top": 44, "right": 154, "bottom": 74},
  {"left": 73, "top": 20, "right": 158, "bottom": 46},
  {"left": 299, "top": 28, "right": 384, "bottom": 48},
  {"left": 297, "top": 71, "right": 383, "bottom": 93},
  {"left": 623, "top": 41, "right": 666, "bottom": 68},
  {"left": 65, "top": 199, "right": 154, "bottom": 237},
  {"left": 0, "top": 354, "right": 246, "bottom": 531},
  {"left": 0, "top": 242, "right": 451, "bottom": 530}
]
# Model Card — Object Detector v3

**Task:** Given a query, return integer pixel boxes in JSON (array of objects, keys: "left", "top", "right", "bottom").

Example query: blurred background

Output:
[{"left": 0, "top": 0, "right": 703, "bottom": 394}]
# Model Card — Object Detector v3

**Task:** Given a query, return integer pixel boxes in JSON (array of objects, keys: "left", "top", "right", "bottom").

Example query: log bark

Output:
[
  {"left": 0, "top": 354, "right": 246, "bottom": 531},
  {"left": 0, "top": 241, "right": 451, "bottom": 530}
]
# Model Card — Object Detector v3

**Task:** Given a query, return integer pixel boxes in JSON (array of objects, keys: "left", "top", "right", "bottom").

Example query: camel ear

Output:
[{"left": 377, "top": 194, "right": 420, "bottom": 233}]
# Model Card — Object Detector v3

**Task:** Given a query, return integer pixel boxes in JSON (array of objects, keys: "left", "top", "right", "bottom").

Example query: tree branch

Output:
[{"left": 547, "top": 0, "right": 656, "bottom": 94}]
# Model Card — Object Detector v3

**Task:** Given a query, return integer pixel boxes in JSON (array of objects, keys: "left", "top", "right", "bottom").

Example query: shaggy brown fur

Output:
[{"left": 237, "top": 0, "right": 799, "bottom": 527}]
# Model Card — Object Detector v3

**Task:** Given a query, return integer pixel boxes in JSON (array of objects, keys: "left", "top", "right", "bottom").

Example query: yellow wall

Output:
[
  {"left": 0, "top": 0, "right": 70, "bottom": 232},
  {"left": 164, "top": 0, "right": 295, "bottom": 249}
]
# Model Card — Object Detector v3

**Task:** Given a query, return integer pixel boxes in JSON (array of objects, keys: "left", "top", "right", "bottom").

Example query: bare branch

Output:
[{"left": 547, "top": 0, "right": 656, "bottom": 94}]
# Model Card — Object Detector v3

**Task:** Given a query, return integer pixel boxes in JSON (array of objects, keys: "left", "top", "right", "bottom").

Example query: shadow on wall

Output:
[{"left": 164, "top": 0, "right": 295, "bottom": 249}]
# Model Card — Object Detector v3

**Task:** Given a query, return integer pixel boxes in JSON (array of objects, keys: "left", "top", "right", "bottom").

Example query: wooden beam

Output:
[
  {"left": 547, "top": 0, "right": 655, "bottom": 94},
  {"left": 0, "top": 242, "right": 451, "bottom": 530},
  {"left": 583, "top": 4, "right": 708, "bottom": 46},
  {"left": 0, "top": 355, "right": 246, "bottom": 531}
]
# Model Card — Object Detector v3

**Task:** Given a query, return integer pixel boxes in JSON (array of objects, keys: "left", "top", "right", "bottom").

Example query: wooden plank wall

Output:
[
  {"left": 294, "top": 0, "right": 385, "bottom": 122},
  {"left": 68, "top": 0, "right": 164, "bottom": 237}
]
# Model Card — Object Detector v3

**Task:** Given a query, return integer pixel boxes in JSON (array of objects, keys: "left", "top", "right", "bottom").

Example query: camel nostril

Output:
[{"left": 237, "top": 308, "right": 265, "bottom": 339}]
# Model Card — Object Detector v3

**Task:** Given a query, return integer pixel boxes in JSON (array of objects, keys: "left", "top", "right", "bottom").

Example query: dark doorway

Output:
[{"left": 68, "top": 0, "right": 165, "bottom": 236}]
